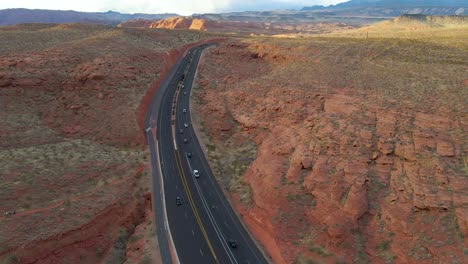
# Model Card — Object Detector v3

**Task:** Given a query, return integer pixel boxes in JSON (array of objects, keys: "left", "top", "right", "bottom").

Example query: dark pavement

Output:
[{"left": 146, "top": 44, "right": 270, "bottom": 264}]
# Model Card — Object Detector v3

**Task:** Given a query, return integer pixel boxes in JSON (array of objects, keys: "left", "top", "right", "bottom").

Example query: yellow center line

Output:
[{"left": 174, "top": 149, "right": 219, "bottom": 263}]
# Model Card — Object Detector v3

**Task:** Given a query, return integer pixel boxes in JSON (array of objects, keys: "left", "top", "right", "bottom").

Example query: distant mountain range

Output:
[
  {"left": 1, "top": 2, "right": 466, "bottom": 28},
  {"left": 303, "top": 0, "right": 467, "bottom": 16},
  {"left": 0, "top": 9, "right": 178, "bottom": 26}
]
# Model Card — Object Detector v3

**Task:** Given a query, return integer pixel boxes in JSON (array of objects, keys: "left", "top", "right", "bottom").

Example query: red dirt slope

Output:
[
  {"left": 192, "top": 37, "right": 467, "bottom": 264},
  {"left": 0, "top": 23, "right": 210, "bottom": 263}
]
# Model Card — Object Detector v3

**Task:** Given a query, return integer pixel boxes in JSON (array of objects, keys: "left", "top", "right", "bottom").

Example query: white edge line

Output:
[
  {"left": 156, "top": 139, "right": 180, "bottom": 264},
  {"left": 188, "top": 45, "right": 267, "bottom": 263},
  {"left": 184, "top": 153, "right": 238, "bottom": 264}
]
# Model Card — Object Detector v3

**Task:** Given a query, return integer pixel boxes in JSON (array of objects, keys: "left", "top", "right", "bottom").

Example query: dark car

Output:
[
  {"left": 187, "top": 152, "right": 192, "bottom": 158},
  {"left": 4, "top": 210, "right": 16, "bottom": 216},
  {"left": 176, "top": 196, "right": 183, "bottom": 206},
  {"left": 228, "top": 239, "right": 238, "bottom": 248}
]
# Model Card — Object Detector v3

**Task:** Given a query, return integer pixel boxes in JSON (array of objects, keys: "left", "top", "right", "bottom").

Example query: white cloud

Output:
[
  {"left": 0, "top": 0, "right": 347, "bottom": 15},
  {"left": 221, "top": 0, "right": 347, "bottom": 13}
]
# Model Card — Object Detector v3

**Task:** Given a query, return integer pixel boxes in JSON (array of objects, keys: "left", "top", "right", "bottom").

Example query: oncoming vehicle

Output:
[
  {"left": 184, "top": 138, "right": 188, "bottom": 143},
  {"left": 176, "top": 196, "right": 183, "bottom": 206},
  {"left": 228, "top": 239, "right": 238, "bottom": 248},
  {"left": 193, "top": 169, "right": 200, "bottom": 178}
]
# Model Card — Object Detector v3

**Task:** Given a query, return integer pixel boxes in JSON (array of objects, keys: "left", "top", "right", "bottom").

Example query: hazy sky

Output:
[{"left": 0, "top": 0, "right": 347, "bottom": 15}]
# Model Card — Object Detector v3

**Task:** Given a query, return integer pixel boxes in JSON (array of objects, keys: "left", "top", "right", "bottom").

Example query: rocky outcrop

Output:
[
  {"left": 0, "top": 24, "right": 207, "bottom": 264},
  {"left": 193, "top": 40, "right": 467, "bottom": 263},
  {"left": 149, "top": 17, "right": 194, "bottom": 29},
  {"left": 119, "top": 17, "right": 212, "bottom": 31},
  {"left": 118, "top": 17, "right": 352, "bottom": 35}
]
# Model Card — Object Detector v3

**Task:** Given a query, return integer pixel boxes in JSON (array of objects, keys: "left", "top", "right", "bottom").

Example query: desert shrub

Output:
[{"left": 105, "top": 227, "right": 129, "bottom": 264}]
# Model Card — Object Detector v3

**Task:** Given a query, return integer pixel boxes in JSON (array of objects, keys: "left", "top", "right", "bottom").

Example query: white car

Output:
[
  {"left": 183, "top": 109, "right": 187, "bottom": 113},
  {"left": 184, "top": 123, "right": 189, "bottom": 127},
  {"left": 193, "top": 170, "right": 200, "bottom": 178}
]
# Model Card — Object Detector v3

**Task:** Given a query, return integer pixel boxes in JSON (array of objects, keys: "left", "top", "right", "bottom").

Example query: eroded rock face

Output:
[
  {"left": 150, "top": 17, "right": 195, "bottom": 29},
  {"left": 118, "top": 17, "right": 355, "bottom": 35},
  {"left": 0, "top": 24, "right": 207, "bottom": 264},
  {"left": 193, "top": 40, "right": 467, "bottom": 263}
]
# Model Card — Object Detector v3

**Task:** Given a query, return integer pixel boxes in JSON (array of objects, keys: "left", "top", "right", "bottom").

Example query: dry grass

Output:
[
  {"left": 0, "top": 24, "right": 210, "bottom": 263},
  {"left": 191, "top": 81, "right": 256, "bottom": 205},
  {"left": 0, "top": 139, "right": 145, "bottom": 211},
  {"left": 0, "top": 24, "right": 210, "bottom": 53},
  {"left": 324, "top": 16, "right": 468, "bottom": 50},
  {"left": 192, "top": 20, "right": 467, "bottom": 263},
  {"left": 246, "top": 30, "right": 467, "bottom": 115}
]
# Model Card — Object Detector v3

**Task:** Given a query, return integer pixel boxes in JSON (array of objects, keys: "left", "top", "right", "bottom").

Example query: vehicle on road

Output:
[
  {"left": 183, "top": 92, "right": 187, "bottom": 95},
  {"left": 187, "top": 152, "right": 192, "bottom": 158},
  {"left": 193, "top": 170, "right": 200, "bottom": 178},
  {"left": 179, "top": 128, "right": 183, "bottom": 134},
  {"left": 228, "top": 239, "right": 238, "bottom": 248},
  {"left": 176, "top": 196, "right": 183, "bottom": 205},
  {"left": 4, "top": 210, "right": 16, "bottom": 216},
  {"left": 183, "top": 109, "right": 187, "bottom": 113},
  {"left": 184, "top": 123, "right": 189, "bottom": 127},
  {"left": 183, "top": 138, "right": 188, "bottom": 143}
]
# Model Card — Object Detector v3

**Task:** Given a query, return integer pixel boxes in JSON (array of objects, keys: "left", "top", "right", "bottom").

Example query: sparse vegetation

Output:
[
  {"left": 190, "top": 95, "right": 257, "bottom": 205},
  {"left": 1, "top": 254, "right": 19, "bottom": 264},
  {"left": 0, "top": 24, "right": 210, "bottom": 263},
  {"left": 294, "top": 255, "right": 320, "bottom": 264},
  {"left": 308, "top": 244, "right": 333, "bottom": 257},
  {"left": 191, "top": 18, "right": 467, "bottom": 263},
  {"left": 377, "top": 240, "right": 390, "bottom": 251},
  {"left": 106, "top": 227, "right": 130, "bottom": 264}
]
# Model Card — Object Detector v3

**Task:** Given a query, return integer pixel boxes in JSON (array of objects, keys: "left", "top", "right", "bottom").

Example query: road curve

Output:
[{"left": 145, "top": 44, "right": 270, "bottom": 264}]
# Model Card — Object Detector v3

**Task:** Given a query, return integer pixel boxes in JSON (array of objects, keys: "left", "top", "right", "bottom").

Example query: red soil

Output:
[
  {"left": 1, "top": 164, "right": 150, "bottom": 263},
  {"left": 125, "top": 194, "right": 161, "bottom": 264},
  {"left": 0, "top": 24, "right": 211, "bottom": 263},
  {"left": 18, "top": 190, "right": 149, "bottom": 264},
  {"left": 194, "top": 40, "right": 467, "bottom": 263}
]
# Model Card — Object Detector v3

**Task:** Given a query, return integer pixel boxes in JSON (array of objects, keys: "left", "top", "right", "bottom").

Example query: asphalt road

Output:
[{"left": 145, "top": 44, "right": 270, "bottom": 264}]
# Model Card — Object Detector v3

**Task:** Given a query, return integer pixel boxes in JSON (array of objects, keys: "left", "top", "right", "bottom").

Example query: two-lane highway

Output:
[{"left": 145, "top": 44, "right": 269, "bottom": 264}]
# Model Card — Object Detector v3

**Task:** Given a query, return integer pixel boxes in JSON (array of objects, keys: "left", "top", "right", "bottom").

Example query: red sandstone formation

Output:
[
  {"left": 0, "top": 24, "right": 210, "bottom": 263},
  {"left": 193, "top": 39, "right": 467, "bottom": 264},
  {"left": 118, "top": 17, "right": 352, "bottom": 35}
]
